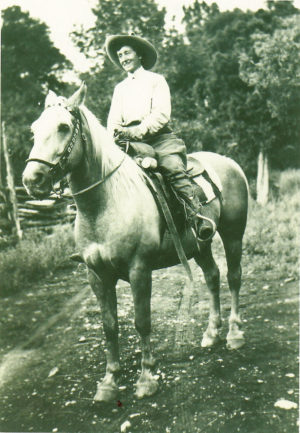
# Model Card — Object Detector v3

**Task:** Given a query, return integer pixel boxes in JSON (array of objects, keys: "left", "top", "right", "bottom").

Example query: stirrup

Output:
[{"left": 194, "top": 214, "right": 217, "bottom": 242}]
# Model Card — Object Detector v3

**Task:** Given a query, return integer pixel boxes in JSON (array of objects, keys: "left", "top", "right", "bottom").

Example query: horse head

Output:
[{"left": 23, "top": 83, "right": 87, "bottom": 198}]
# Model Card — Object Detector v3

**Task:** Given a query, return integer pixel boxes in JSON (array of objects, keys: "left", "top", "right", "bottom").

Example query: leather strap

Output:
[{"left": 147, "top": 173, "right": 193, "bottom": 283}]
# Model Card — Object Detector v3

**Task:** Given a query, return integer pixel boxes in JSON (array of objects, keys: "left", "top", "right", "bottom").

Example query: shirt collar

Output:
[{"left": 128, "top": 66, "right": 145, "bottom": 80}]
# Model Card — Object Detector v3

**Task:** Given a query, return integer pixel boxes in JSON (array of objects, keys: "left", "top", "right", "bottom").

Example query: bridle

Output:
[
  {"left": 26, "top": 107, "right": 125, "bottom": 197},
  {"left": 26, "top": 108, "right": 83, "bottom": 190}
]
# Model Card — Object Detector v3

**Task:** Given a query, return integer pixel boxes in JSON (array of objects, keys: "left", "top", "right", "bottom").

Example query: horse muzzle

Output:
[{"left": 22, "top": 161, "right": 52, "bottom": 199}]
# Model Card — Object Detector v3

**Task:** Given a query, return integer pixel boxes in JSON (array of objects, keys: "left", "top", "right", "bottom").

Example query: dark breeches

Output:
[
  {"left": 146, "top": 132, "right": 194, "bottom": 200},
  {"left": 157, "top": 152, "right": 194, "bottom": 200}
]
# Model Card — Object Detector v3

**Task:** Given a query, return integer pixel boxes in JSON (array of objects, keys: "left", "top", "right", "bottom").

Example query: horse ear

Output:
[
  {"left": 67, "top": 82, "right": 87, "bottom": 108},
  {"left": 45, "top": 90, "right": 58, "bottom": 108}
]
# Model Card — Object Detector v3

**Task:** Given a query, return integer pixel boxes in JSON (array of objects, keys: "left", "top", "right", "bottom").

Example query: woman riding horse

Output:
[
  {"left": 23, "top": 80, "right": 248, "bottom": 402},
  {"left": 106, "top": 34, "right": 215, "bottom": 241}
]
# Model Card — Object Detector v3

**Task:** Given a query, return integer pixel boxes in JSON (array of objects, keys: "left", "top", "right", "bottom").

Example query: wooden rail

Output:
[
  {"left": 0, "top": 185, "right": 75, "bottom": 236},
  {"left": 16, "top": 187, "right": 75, "bottom": 230}
]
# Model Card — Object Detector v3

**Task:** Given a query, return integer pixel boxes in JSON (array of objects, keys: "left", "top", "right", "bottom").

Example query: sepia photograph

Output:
[{"left": 0, "top": 0, "right": 299, "bottom": 432}]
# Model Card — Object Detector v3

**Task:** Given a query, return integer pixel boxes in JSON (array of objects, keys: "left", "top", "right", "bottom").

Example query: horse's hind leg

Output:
[
  {"left": 194, "top": 243, "right": 222, "bottom": 347},
  {"left": 87, "top": 269, "right": 120, "bottom": 402},
  {"left": 129, "top": 261, "right": 158, "bottom": 399},
  {"left": 222, "top": 236, "right": 245, "bottom": 349}
]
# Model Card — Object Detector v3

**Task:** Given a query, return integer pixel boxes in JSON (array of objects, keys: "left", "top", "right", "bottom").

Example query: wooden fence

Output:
[
  {"left": 0, "top": 185, "right": 75, "bottom": 236},
  {"left": 16, "top": 186, "right": 75, "bottom": 230}
]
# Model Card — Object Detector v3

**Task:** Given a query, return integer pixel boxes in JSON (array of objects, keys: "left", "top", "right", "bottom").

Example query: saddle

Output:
[{"left": 125, "top": 140, "right": 222, "bottom": 207}]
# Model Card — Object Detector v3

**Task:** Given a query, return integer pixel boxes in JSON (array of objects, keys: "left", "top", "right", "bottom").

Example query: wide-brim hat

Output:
[{"left": 105, "top": 34, "right": 157, "bottom": 70}]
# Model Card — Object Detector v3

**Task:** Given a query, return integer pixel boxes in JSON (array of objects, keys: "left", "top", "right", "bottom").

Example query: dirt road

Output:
[{"left": 0, "top": 244, "right": 298, "bottom": 433}]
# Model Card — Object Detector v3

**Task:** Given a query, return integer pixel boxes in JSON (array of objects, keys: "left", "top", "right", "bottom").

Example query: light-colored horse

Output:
[{"left": 23, "top": 84, "right": 248, "bottom": 402}]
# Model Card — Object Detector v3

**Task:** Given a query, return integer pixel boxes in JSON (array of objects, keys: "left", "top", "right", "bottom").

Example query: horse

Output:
[{"left": 23, "top": 83, "right": 248, "bottom": 402}]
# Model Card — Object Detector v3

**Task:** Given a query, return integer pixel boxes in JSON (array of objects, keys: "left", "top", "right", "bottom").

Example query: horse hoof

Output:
[
  {"left": 93, "top": 384, "right": 118, "bottom": 402},
  {"left": 226, "top": 332, "right": 245, "bottom": 350},
  {"left": 201, "top": 331, "right": 220, "bottom": 347},
  {"left": 134, "top": 378, "right": 159, "bottom": 399}
]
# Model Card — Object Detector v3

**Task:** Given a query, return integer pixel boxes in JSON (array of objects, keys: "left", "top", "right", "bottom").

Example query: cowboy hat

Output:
[{"left": 105, "top": 34, "right": 157, "bottom": 70}]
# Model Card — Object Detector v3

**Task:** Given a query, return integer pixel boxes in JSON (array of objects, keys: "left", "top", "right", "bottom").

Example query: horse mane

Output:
[{"left": 79, "top": 105, "right": 147, "bottom": 197}]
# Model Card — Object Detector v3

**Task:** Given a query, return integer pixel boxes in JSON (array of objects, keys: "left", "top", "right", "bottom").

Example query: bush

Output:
[
  {"left": 171, "top": 119, "right": 203, "bottom": 152},
  {"left": 244, "top": 190, "right": 299, "bottom": 278},
  {"left": 0, "top": 224, "right": 75, "bottom": 297},
  {"left": 279, "top": 169, "right": 300, "bottom": 197}
]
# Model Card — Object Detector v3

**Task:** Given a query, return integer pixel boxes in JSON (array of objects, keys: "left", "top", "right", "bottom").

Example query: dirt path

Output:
[{"left": 0, "top": 250, "right": 298, "bottom": 433}]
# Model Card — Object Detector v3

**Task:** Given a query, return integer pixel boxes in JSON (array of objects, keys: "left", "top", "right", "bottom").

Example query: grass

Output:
[
  {"left": 244, "top": 176, "right": 299, "bottom": 279},
  {"left": 0, "top": 224, "right": 75, "bottom": 297},
  {"left": 278, "top": 169, "right": 300, "bottom": 197}
]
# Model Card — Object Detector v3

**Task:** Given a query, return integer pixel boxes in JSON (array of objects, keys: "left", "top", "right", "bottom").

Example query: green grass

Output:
[
  {"left": 0, "top": 224, "right": 75, "bottom": 297},
  {"left": 278, "top": 169, "right": 300, "bottom": 197},
  {"left": 244, "top": 189, "right": 299, "bottom": 279}
]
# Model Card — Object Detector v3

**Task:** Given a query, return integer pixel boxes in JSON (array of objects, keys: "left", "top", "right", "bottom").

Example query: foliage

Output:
[
  {"left": 1, "top": 6, "right": 70, "bottom": 183},
  {"left": 160, "top": 1, "right": 299, "bottom": 177},
  {"left": 278, "top": 169, "right": 300, "bottom": 197},
  {"left": 239, "top": 15, "right": 300, "bottom": 168},
  {"left": 75, "top": 0, "right": 166, "bottom": 50},
  {"left": 0, "top": 224, "right": 75, "bottom": 297},
  {"left": 244, "top": 189, "right": 299, "bottom": 279}
]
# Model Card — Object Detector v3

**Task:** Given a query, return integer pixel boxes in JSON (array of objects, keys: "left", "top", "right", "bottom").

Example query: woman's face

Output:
[{"left": 117, "top": 45, "right": 141, "bottom": 73}]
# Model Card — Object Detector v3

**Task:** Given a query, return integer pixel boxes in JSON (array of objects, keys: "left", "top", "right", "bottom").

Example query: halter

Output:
[{"left": 26, "top": 107, "right": 125, "bottom": 197}]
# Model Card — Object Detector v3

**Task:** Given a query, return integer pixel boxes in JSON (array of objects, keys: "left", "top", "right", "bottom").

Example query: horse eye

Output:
[{"left": 58, "top": 123, "right": 70, "bottom": 133}]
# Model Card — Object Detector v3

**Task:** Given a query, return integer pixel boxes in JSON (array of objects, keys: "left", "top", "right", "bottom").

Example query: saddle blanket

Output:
[
  {"left": 195, "top": 176, "right": 216, "bottom": 203},
  {"left": 187, "top": 155, "right": 222, "bottom": 204}
]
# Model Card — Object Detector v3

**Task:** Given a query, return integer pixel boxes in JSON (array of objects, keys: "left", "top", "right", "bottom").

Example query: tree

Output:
[
  {"left": 162, "top": 0, "right": 299, "bottom": 189},
  {"left": 239, "top": 15, "right": 300, "bottom": 162},
  {"left": 1, "top": 6, "right": 70, "bottom": 182},
  {"left": 163, "top": 3, "right": 271, "bottom": 170},
  {"left": 239, "top": 14, "right": 300, "bottom": 203}
]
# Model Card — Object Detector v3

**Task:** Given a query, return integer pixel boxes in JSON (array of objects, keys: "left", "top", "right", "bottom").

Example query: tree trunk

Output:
[
  {"left": 256, "top": 150, "right": 269, "bottom": 205},
  {"left": 2, "top": 122, "right": 23, "bottom": 240}
]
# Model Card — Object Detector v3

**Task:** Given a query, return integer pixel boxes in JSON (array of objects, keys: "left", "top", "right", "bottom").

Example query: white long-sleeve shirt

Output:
[{"left": 107, "top": 66, "right": 171, "bottom": 137}]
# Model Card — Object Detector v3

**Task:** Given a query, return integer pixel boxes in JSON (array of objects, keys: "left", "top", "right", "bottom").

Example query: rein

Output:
[
  {"left": 26, "top": 107, "right": 126, "bottom": 197},
  {"left": 72, "top": 153, "right": 126, "bottom": 197}
]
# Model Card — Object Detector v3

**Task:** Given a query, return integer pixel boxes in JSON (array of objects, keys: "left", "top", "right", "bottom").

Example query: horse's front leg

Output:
[
  {"left": 87, "top": 269, "right": 120, "bottom": 402},
  {"left": 129, "top": 262, "right": 158, "bottom": 399}
]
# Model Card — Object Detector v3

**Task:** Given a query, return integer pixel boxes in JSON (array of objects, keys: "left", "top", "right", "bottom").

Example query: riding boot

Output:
[
  {"left": 160, "top": 165, "right": 216, "bottom": 242},
  {"left": 185, "top": 193, "right": 216, "bottom": 242}
]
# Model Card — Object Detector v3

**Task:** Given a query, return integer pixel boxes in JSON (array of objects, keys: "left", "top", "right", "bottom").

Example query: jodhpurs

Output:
[
  {"left": 157, "top": 153, "right": 194, "bottom": 200},
  {"left": 145, "top": 132, "right": 194, "bottom": 201}
]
